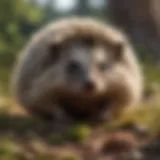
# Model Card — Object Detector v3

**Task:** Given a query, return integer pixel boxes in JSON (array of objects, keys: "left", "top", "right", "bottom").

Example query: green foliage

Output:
[
  {"left": 0, "top": 0, "right": 43, "bottom": 68},
  {"left": 143, "top": 64, "right": 160, "bottom": 84}
]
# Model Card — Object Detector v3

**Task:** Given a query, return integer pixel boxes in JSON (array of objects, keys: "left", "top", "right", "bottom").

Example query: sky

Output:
[
  {"left": 37, "top": 0, "right": 77, "bottom": 11},
  {"left": 55, "top": 0, "right": 77, "bottom": 11},
  {"left": 36, "top": 0, "right": 106, "bottom": 12}
]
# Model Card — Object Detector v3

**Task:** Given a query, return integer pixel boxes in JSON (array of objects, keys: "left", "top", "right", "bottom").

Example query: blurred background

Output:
[
  {"left": 0, "top": 0, "right": 160, "bottom": 95},
  {"left": 0, "top": 0, "right": 160, "bottom": 160}
]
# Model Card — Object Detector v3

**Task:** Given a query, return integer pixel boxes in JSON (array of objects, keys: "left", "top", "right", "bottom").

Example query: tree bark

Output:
[
  {"left": 108, "top": 0, "right": 160, "bottom": 64},
  {"left": 76, "top": 0, "right": 89, "bottom": 16}
]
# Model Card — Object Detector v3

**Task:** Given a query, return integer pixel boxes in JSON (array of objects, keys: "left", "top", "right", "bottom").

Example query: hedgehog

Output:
[{"left": 11, "top": 17, "right": 143, "bottom": 122}]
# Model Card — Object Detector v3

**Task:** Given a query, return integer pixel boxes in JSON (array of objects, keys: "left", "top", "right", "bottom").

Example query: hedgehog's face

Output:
[{"left": 48, "top": 38, "right": 124, "bottom": 96}]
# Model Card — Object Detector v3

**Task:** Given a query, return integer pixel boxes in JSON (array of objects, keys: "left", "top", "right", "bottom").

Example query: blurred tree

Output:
[
  {"left": 76, "top": 0, "right": 89, "bottom": 15},
  {"left": 0, "top": 0, "right": 43, "bottom": 67},
  {"left": 108, "top": 0, "right": 160, "bottom": 64},
  {"left": 74, "top": 0, "right": 106, "bottom": 20}
]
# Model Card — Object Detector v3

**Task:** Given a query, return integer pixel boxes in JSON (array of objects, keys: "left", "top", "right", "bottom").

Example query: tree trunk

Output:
[
  {"left": 108, "top": 0, "right": 160, "bottom": 64},
  {"left": 76, "top": 0, "right": 89, "bottom": 16}
]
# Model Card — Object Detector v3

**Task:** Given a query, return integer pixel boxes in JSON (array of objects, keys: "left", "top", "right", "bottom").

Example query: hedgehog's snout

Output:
[{"left": 66, "top": 60, "right": 96, "bottom": 92}]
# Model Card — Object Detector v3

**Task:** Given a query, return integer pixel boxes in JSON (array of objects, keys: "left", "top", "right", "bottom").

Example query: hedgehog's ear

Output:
[{"left": 112, "top": 42, "right": 124, "bottom": 61}]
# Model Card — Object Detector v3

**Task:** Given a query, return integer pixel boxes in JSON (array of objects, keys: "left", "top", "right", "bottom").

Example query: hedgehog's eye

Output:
[
  {"left": 83, "top": 37, "right": 95, "bottom": 47},
  {"left": 98, "top": 62, "right": 111, "bottom": 72},
  {"left": 48, "top": 44, "right": 61, "bottom": 63},
  {"left": 112, "top": 42, "right": 124, "bottom": 61}
]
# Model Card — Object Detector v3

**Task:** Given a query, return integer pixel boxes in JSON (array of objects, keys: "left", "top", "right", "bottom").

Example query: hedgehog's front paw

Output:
[
  {"left": 52, "top": 106, "right": 73, "bottom": 132},
  {"left": 52, "top": 106, "right": 73, "bottom": 125}
]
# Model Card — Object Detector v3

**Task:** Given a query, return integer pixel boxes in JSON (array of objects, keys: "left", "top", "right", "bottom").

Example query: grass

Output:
[
  {"left": 0, "top": 140, "right": 16, "bottom": 160},
  {"left": 0, "top": 68, "right": 11, "bottom": 96},
  {"left": 142, "top": 64, "right": 160, "bottom": 91}
]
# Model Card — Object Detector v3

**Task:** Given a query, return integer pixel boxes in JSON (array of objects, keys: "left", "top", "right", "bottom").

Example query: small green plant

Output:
[{"left": 65, "top": 124, "right": 91, "bottom": 142}]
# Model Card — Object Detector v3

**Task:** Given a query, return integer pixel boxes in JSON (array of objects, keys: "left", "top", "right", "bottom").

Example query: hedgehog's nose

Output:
[
  {"left": 83, "top": 80, "right": 94, "bottom": 91},
  {"left": 67, "top": 60, "right": 82, "bottom": 76}
]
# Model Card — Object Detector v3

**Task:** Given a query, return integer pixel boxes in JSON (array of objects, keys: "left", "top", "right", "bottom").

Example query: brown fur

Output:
[{"left": 11, "top": 17, "right": 143, "bottom": 121}]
